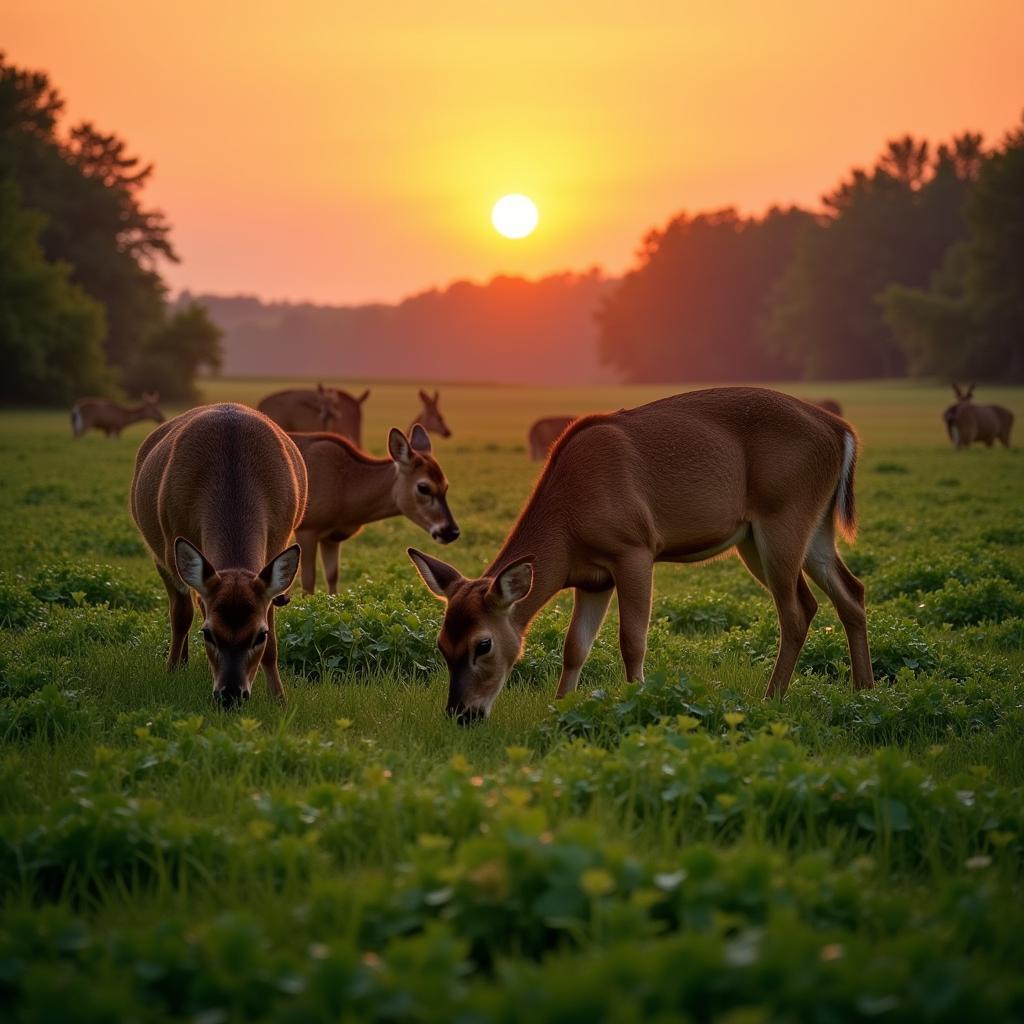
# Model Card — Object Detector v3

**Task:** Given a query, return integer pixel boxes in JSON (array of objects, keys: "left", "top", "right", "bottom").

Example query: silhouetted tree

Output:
[
  {"left": 597, "top": 207, "right": 812, "bottom": 382},
  {"left": 761, "top": 134, "right": 981, "bottom": 378},
  {"left": 882, "top": 118, "right": 1024, "bottom": 380},
  {"left": 0, "top": 180, "right": 110, "bottom": 403}
]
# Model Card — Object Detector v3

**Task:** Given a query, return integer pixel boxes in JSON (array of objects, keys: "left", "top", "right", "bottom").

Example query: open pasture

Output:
[{"left": 1, "top": 380, "right": 1023, "bottom": 1022}]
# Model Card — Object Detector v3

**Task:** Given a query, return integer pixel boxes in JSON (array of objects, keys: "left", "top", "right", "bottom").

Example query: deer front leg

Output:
[
  {"left": 158, "top": 565, "right": 194, "bottom": 669},
  {"left": 260, "top": 602, "right": 286, "bottom": 702},
  {"left": 296, "top": 530, "right": 318, "bottom": 594},
  {"left": 319, "top": 538, "right": 342, "bottom": 595},
  {"left": 612, "top": 553, "right": 654, "bottom": 683},
  {"left": 556, "top": 587, "right": 613, "bottom": 698}
]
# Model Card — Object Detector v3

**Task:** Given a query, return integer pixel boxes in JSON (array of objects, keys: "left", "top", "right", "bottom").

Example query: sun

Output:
[{"left": 491, "top": 194, "right": 538, "bottom": 239}]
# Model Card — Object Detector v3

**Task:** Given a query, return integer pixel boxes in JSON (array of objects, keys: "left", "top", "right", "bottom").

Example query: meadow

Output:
[{"left": 1, "top": 379, "right": 1022, "bottom": 1022}]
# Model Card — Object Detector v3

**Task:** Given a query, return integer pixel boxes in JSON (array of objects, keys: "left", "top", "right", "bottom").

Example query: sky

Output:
[{"left": 5, "top": 1, "right": 1024, "bottom": 305}]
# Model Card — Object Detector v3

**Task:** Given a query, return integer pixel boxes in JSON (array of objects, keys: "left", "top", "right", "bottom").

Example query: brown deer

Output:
[
  {"left": 943, "top": 384, "right": 1013, "bottom": 449},
  {"left": 816, "top": 399, "right": 843, "bottom": 416},
  {"left": 528, "top": 416, "right": 575, "bottom": 461},
  {"left": 411, "top": 390, "right": 452, "bottom": 438},
  {"left": 258, "top": 385, "right": 370, "bottom": 445},
  {"left": 409, "top": 388, "right": 873, "bottom": 723},
  {"left": 131, "top": 403, "right": 307, "bottom": 706},
  {"left": 292, "top": 424, "right": 459, "bottom": 594},
  {"left": 71, "top": 393, "right": 164, "bottom": 438}
]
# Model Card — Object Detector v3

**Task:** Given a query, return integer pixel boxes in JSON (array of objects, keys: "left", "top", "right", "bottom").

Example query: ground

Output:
[{"left": 1, "top": 380, "right": 1022, "bottom": 1022}]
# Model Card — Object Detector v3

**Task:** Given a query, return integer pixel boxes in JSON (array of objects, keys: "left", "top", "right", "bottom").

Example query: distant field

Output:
[{"left": 1, "top": 380, "right": 1022, "bottom": 1021}]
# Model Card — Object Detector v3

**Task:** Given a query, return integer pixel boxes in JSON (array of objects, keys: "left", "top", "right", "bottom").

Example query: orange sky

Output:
[{"left": 6, "top": 1, "right": 1024, "bottom": 305}]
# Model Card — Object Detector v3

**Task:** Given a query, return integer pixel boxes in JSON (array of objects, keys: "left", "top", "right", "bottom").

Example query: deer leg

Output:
[
  {"left": 612, "top": 553, "right": 654, "bottom": 683},
  {"left": 296, "top": 530, "right": 318, "bottom": 594},
  {"left": 556, "top": 587, "right": 614, "bottom": 698},
  {"left": 320, "top": 539, "right": 342, "bottom": 595},
  {"left": 803, "top": 522, "right": 874, "bottom": 691},
  {"left": 260, "top": 602, "right": 286, "bottom": 702},
  {"left": 751, "top": 521, "right": 817, "bottom": 699},
  {"left": 158, "top": 564, "right": 193, "bottom": 669}
]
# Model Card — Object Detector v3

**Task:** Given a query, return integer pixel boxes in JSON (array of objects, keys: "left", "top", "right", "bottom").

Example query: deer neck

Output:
[
  {"left": 487, "top": 500, "right": 570, "bottom": 633},
  {"left": 351, "top": 460, "right": 402, "bottom": 525}
]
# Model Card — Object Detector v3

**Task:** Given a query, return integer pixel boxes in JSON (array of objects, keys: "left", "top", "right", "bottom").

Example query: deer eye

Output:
[
  {"left": 416, "top": 482, "right": 432, "bottom": 496},
  {"left": 252, "top": 628, "right": 269, "bottom": 648},
  {"left": 474, "top": 638, "right": 492, "bottom": 659},
  {"left": 201, "top": 626, "right": 215, "bottom": 645}
]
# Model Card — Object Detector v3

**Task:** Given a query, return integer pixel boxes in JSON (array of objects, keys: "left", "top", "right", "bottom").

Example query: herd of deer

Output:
[{"left": 67, "top": 383, "right": 1013, "bottom": 720}]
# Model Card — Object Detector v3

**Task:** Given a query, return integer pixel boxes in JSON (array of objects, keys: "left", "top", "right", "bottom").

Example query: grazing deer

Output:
[
  {"left": 292, "top": 424, "right": 459, "bottom": 594},
  {"left": 816, "top": 399, "right": 843, "bottom": 417},
  {"left": 409, "top": 388, "right": 873, "bottom": 723},
  {"left": 71, "top": 393, "right": 164, "bottom": 438},
  {"left": 528, "top": 416, "right": 575, "bottom": 461},
  {"left": 131, "top": 403, "right": 307, "bottom": 706},
  {"left": 258, "top": 385, "right": 370, "bottom": 445},
  {"left": 411, "top": 390, "right": 451, "bottom": 438},
  {"left": 943, "top": 384, "right": 1013, "bottom": 449}
]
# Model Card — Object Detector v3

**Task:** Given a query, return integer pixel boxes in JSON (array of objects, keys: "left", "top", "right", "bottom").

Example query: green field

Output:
[{"left": 1, "top": 380, "right": 1023, "bottom": 1022}]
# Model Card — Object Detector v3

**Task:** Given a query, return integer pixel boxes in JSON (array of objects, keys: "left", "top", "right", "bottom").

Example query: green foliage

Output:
[{"left": 0, "top": 386, "right": 1022, "bottom": 1020}]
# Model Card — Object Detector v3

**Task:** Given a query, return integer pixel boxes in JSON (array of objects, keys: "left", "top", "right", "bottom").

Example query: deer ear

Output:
[
  {"left": 408, "top": 548, "right": 463, "bottom": 599},
  {"left": 966, "top": 384, "right": 975, "bottom": 398},
  {"left": 175, "top": 537, "right": 218, "bottom": 596},
  {"left": 418, "top": 389, "right": 430, "bottom": 404},
  {"left": 410, "top": 424, "right": 432, "bottom": 452},
  {"left": 952, "top": 383, "right": 963, "bottom": 399},
  {"left": 259, "top": 544, "right": 300, "bottom": 600},
  {"left": 433, "top": 390, "right": 440, "bottom": 403},
  {"left": 388, "top": 427, "right": 413, "bottom": 466},
  {"left": 486, "top": 556, "right": 534, "bottom": 610}
]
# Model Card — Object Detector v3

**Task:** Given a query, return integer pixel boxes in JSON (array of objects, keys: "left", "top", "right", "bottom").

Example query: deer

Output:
[
  {"left": 943, "top": 384, "right": 1013, "bottom": 449},
  {"left": 131, "top": 403, "right": 307, "bottom": 706},
  {"left": 816, "top": 399, "right": 843, "bottom": 417},
  {"left": 71, "top": 393, "right": 164, "bottom": 438},
  {"left": 408, "top": 387, "right": 874, "bottom": 723},
  {"left": 528, "top": 416, "right": 575, "bottom": 461},
  {"left": 258, "top": 385, "right": 370, "bottom": 445},
  {"left": 291, "top": 424, "right": 459, "bottom": 594},
  {"left": 411, "top": 390, "right": 452, "bottom": 438}
]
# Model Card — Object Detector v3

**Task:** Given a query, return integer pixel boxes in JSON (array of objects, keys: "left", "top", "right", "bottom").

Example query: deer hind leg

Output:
[
  {"left": 319, "top": 539, "right": 342, "bottom": 595},
  {"left": 803, "top": 520, "right": 874, "bottom": 691},
  {"left": 612, "top": 552, "right": 654, "bottom": 683},
  {"left": 158, "top": 564, "right": 193, "bottom": 669},
  {"left": 556, "top": 586, "right": 614, "bottom": 698},
  {"left": 745, "top": 521, "right": 818, "bottom": 699},
  {"left": 260, "top": 602, "right": 286, "bottom": 702}
]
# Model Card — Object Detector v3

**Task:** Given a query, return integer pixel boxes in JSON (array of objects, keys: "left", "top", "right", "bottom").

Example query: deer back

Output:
[{"left": 132, "top": 403, "right": 307, "bottom": 577}]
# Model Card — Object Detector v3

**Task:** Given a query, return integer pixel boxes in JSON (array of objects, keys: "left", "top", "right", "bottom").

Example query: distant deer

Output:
[
  {"left": 816, "top": 399, "right": 843, "bottom": 416},
  {"left": 943, "top": 384, "right": 1013, "bottom": 449},
  {"left": 411, "top": 390, "right": 451, "bottom": 438},
  {"left": 259, "top": 385, "right": 370, "bottom": 445},
  {"left": 528, "top": 416, "right": 575, "bottom": 461},
  {"left": 292, "top": 424, "right": 459, "bottom": 594},
  {"left": 409, "top": 388, "right": 873, "bottom": 722},
  {"left": 131, "top": 403, "right": 307, "bottom": 706},
  {"left": 71, "top": 393, "right": 164, "bottom": 438}
]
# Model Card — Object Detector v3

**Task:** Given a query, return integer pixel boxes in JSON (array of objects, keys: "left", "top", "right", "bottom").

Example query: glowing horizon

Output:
[{"left": 5, "top": 1, "right": 1024, "bottom": 305}]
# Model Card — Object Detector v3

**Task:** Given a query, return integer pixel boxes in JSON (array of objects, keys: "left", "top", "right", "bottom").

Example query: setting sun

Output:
[{"left": 491, "top": 194, "right": 538, "bottom": 239}]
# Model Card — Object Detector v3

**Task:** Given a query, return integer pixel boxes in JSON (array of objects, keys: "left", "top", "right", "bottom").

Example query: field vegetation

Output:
[{"left": 1, "top": 380, "right": 1022, "bottom": 1021}]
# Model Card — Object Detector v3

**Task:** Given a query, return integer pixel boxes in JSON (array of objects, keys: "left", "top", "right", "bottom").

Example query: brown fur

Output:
[
  {"left": 130, "top": 403, "right": 308, "bottom": 703},
  {"left": 410, "top": 387, "right": 873, "bottom": 721},
  {"left": 258, "top": 385, "right": 368, "bottom": 445},
  {"left": 816, "top": 398, "right": 843, "bottom": 416},
  {"left": 292, "top": 425, "right": 458, "bottom": 594},
  {"left": 943, "top": 384, "right": 1013, "bottom": 449},
  {"left": 528, "top": 416, "right": 575, "bottom": 461},
  {"left": 71, "top": 393, "right": 163, "bottom": 438},
  {"left": 410, "top": 390, "right": 451, "bottom": 438}
]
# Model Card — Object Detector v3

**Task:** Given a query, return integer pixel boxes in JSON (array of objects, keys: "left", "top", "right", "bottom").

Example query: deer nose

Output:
[
  {"left": 433, "top": 523, "right": 460, "bottom": 544},
  {"left": 214, "top": 687, "right": 249, "bottom": 710}
]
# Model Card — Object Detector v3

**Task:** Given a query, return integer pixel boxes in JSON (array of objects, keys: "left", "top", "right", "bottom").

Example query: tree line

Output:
[
  {"left": 0, "top": 54, "right": 221, "bottom": 404},
  {"left": 599, "top": 122, "right": 1024, "bottom": 382}
]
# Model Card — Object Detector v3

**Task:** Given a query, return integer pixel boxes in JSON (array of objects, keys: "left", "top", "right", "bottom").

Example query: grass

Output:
[{"left": 1, "top": 379, "right": 1022, "bottom": 1021}]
